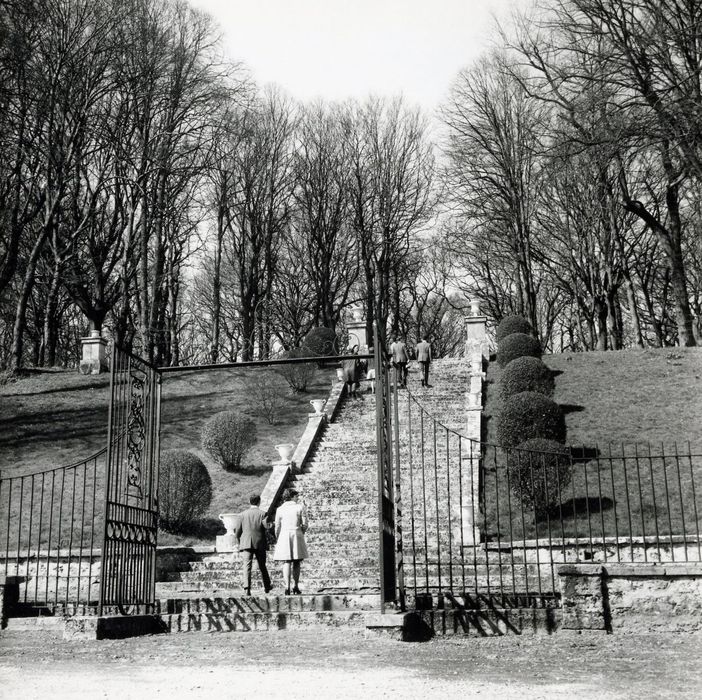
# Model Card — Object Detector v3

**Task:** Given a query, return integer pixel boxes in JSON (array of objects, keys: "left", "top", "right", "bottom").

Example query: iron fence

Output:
[
  {"left": 0, "top": 448, "right": 105, "bottom": 611},
  {"left": 397, "top": 389, "right": 702, "bottom": 607}
]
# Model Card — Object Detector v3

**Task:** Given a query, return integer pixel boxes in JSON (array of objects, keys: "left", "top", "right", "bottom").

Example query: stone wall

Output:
[{"left": 558, "top": 562, "right": 702, "bottom": 633}]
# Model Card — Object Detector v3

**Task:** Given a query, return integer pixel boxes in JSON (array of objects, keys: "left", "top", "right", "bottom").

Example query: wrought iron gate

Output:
[
  {"left": 374, "top": 326, "right": 405, "bottom": 611},
  {"left": 98, "top": 346, "right": 161, "bottom": 615}
]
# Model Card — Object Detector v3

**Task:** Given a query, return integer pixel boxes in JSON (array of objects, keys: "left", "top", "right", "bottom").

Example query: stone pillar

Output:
[
  {"left": 346, "top": 306, "right": 368, "bottom": 353},
  {"left": 558, "top": 564, "right": 607, "bottom": 631},
  {"left": 464, "top": 301, "right": 489, "bottom": 361},
  {"left": 461, "top": 303, "right": 486, "bottom": 545},
  {"left": 461, "top": 440, "right": 481, "bottom": 545},
  {"left": 79, "top": 330, "right": 108, "bottom": 375}
]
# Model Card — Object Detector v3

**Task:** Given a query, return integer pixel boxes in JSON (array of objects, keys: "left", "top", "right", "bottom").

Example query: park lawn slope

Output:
[
  {"left": 485, "top": 346, "right": 702, "bottom": 448},
  {"left": 0, "top": 363, "right": 336, "bottom": 546},
  {"left": 483, "top": 346, "right": 702, "bottom": 541}
]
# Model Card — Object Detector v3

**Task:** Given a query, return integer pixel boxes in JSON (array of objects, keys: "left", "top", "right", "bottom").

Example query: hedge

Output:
[
  {"left": 201, "top": 411, "right": 257, "bottom": 472},
  {"left": 496, "top": 332, "right": 542, "bottom": 368},
  {"left": 500, "top": 356, "right": 554, "bottom": 400},
  {"left": 159, "top": 450, "right": 212, "bottom": 533},
  {"left": 495, "top": 314, "right": 532, "bottom": 343},
  {"left": 497, "top": 391, "right": 566, "bottom": 449},
  {"left": 507, "top": 438, "right": 572, "bottom": 518}
]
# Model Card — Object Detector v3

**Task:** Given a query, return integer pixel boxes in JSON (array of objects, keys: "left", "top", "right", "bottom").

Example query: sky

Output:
[{"left": 188, "top": 0, "right": 529, "bottom": 113}]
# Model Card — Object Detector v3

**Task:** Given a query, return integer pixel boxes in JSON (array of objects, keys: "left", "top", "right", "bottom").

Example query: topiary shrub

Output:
[
  {"left": 201, "top": 411, "right": 257, "bottom": 472},
  {"left": 500, "top": 356, "right": 555, "bottom": 400},
  {"left": 302, "top": 327, "right": 339, "bottom": 357},
  {"left": 158, "top": 449, "right": 212, "bottom": 533},
  {"left": 495, "top": 314, "right": 532, "bottom": 343},
  {"left": 497, "top": 391, "right": 566, "bottom": 449},
  {"left": 507, "top": 438, "right": 572, "bottom": 518},
  {"left": 277, "top": 347, "right": 317, "bottom": 393},
  {"left": 496, "top": 332, "right": 541, "bottom": 368}
]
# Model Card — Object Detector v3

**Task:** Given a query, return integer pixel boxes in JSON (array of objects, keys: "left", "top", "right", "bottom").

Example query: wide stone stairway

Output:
[{"left": 152, "top": 390, "right": 383, "bottom": 633}]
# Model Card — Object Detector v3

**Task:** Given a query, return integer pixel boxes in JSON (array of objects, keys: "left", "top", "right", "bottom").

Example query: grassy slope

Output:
[
  {"left": 0, "top": 364, "right": 335, "bottom": 546},
  {"left": 485, "top": 346, "right": 702, "bottom": 448},
  {"left": 483, "top": 347, "right": 702, "bottom": 540}
]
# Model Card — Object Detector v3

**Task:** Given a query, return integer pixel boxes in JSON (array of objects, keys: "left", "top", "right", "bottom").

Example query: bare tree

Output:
[
  {"left": 442, "top": 53, "right": 543, "bottom": 336},
  {"left": 345, "top": 97, "right": 435, "bottom": 350},
  {"left": 293, "top": 102, "right": 358, "bottom": 332}
]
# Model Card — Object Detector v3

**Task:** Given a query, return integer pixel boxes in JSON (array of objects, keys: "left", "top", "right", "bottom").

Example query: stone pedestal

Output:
[
  {"left": 215, "top": 534, "right": 238, "bottom": 553},
  {"left": 465, "top": 315, "right": 489, "bottom": 360},
  {"left": 558, "top": 564, "right": 607, "bottom": 631},
  {"left": 347, "top": 307, "right": 368, "bottom": 353},
  {"left": 461, "top": 448, "right": 481, "bottom": 545},
  {"left": 80, "top": 331, "right": 108, "bottom": 375}
]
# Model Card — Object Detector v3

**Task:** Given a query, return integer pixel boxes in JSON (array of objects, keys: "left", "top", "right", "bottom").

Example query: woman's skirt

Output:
[{"left": 273, "top": 528, "right": 309, "bottom": 561}]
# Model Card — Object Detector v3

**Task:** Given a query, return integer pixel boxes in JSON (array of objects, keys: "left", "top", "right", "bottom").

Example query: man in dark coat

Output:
[
  {"left": 235, "top": 493, "right": 272, "bottom": 595},
  {"left": 415, "top": 336, "right": 432, "bottom": 387}
]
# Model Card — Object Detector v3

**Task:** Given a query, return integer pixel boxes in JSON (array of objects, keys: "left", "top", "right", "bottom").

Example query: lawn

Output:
[
  {"left": 0, "top": 362, "right": 336, "bottom": 549},
  {"left": 482, "top": 347, "right": 702, "bottom": 543}
]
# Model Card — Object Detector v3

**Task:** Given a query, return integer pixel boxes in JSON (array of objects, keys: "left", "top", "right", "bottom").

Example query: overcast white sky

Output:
[{"left": 188, "top": 0, "right": 529, "bottom": 112}]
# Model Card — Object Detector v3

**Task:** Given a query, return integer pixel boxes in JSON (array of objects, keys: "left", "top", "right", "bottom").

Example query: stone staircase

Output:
[{"left": 147, "top": 389, "right": 383, "bottom": 633}]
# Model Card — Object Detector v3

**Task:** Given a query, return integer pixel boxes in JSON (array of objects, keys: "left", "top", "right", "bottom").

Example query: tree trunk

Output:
[
  {"left": 625, "top": 276, "right": 644, "bottom": 348},
  {"left": 42, "top": 260, "right": 62, "bottom": 367},
  {"left": 594, "top": 297, "right": 608, "bottom": 351},
  {"left": 10, "top": 227, "right": 51, "bottom": 373},
  {"left": 210, "top": 203, "right": 224, "bottom": 364}
]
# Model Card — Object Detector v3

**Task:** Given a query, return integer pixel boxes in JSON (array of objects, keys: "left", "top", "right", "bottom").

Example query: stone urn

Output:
[
  {"left": 470, "top": 299, "right": 481, "bottom": 316},
  {"left": 275, "top": 443, "right": 295, "bottom": 463},
  {"left": 219, "top": 513, "right": 240, "bottom": 536},
  {"left": 309, "top": 398, "right": 327, "bottom": 416},
  {"left": 216, "top": 513, "right": 240, "bottom": 553}
]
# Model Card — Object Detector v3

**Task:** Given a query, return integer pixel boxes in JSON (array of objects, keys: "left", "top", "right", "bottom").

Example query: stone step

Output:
[
  {"left": 160, "top": 609, "right": 377, "bottom": 633},
  {"left": 156, "top": 593, "right": 381, "bottom": 614},
  {"left": 187, "top": 557, "right": 378, "bottom": 572},
  {"left": 163, "top": 574, "right": 380, "bottom": 590},
  {"left": 170, "top": 567, "right": 380, "bottom": 584}
]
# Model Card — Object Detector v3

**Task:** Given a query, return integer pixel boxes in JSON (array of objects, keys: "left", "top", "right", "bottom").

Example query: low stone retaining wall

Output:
[
  {"left": 559, "top": 562, "right": 702, "bottom": 633},
  {"left": 260, "top": 376, "right": 345, "bottom": 518}
]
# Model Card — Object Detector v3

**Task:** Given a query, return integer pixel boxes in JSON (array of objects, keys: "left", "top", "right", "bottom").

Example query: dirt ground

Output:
[{"left": 1, "top": 629, "right": 700, "bottom": 699}]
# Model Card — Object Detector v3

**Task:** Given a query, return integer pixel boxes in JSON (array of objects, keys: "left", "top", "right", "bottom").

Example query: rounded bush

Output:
[
  {"left": 497, "top": 391, "right": 566, "bottom": 449},
  {"left": 507, "top": 438, "right": 572, "bottom": 518},
  {"left": 496, "top": 332, "right": 541, "bottom": 368},
  {"left": 158, "top": 449, "right": 212, "bottom": 533},
  {"left": 277, "top": 347, "right": 317, "bottom": 393},
  {"left": 495, "top": 314, "right": 532, "bottom": 343},
  {"left": 500, "top": 356, "right": 554, "bottom": 400},
  {"left": 201, "top": 411, "right": 257, "bottom": 472},
  {"left": 302, "top": 327, "right": 339, "bottom": 357}
]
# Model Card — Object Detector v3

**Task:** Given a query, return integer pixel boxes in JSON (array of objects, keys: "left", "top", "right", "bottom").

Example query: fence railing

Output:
[
  {"left": 397, "top": 388, "right": 702, "bottom": 607},
  {"left": 483, "top": 441, "right": 702, "bottom": 563},
  {"left": 0, "top": 448, "right": 106, "bottom": 610}
]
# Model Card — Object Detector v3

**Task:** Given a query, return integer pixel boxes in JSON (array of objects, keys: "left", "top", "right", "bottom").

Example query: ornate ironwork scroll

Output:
[{"left": 98, "top": 347, "right": 160, "bottom": 616}]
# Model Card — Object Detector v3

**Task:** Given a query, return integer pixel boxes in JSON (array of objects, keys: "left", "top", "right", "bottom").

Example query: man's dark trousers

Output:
[
  {"left": 235, "top": 505, "right": 272, "bottom": 592},
  {"left": 242, "top": 548, "right": 271, "bottom": 591}
]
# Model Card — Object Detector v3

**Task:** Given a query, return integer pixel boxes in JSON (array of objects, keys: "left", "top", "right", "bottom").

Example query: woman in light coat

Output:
[{"left": 273, "top": 488, "right": 309, "bottom": 595}]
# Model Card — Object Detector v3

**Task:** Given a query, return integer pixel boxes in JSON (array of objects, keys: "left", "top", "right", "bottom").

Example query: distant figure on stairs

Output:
[
  {"left": 389, "top": 336, "right": 409, "bottom": 388},
  {"left": 415, "top": 335, "right": 432, "bottom": 387},
  {"left": 235, "top": 493, "right": 273, "bottom": 596},
  {"left": 273, "top": 488, "right": 309, "bottom": 595},
  {"left": 342, "top": 346, "right": 360, "bottom": 398}
]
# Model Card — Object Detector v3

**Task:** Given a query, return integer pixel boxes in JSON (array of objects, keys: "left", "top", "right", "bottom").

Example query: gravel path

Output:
[{"left": 1, "top": 629, "right": 700, "bottom": 699}]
